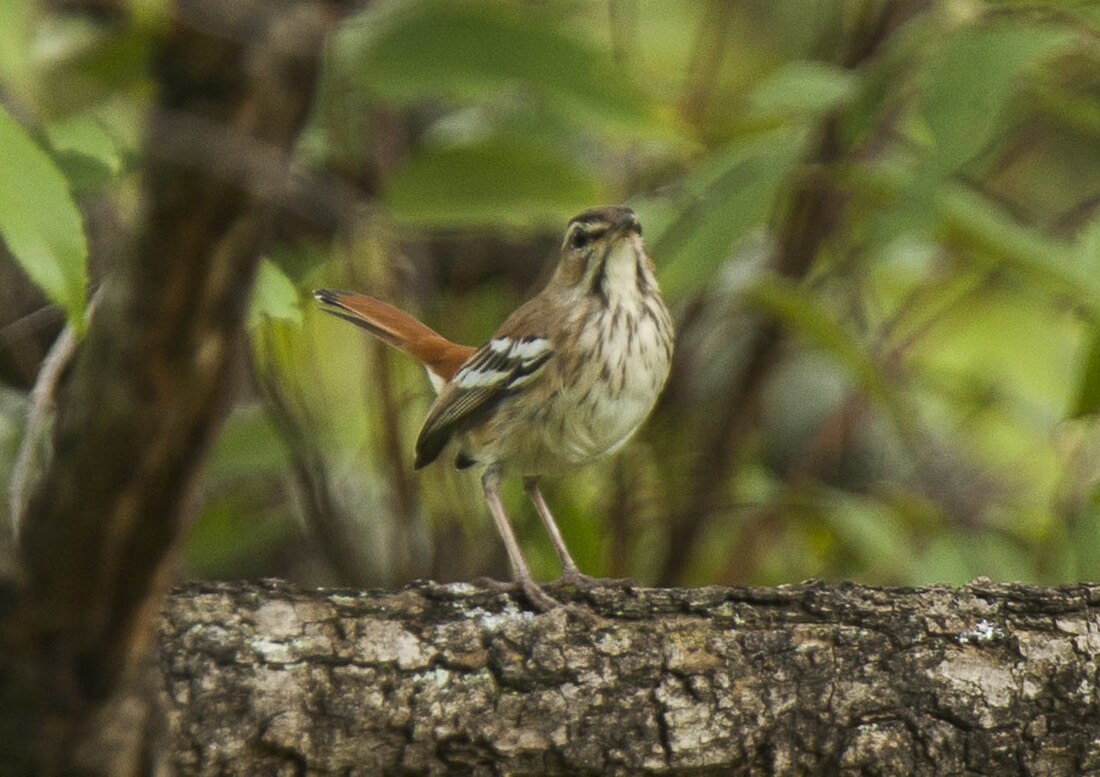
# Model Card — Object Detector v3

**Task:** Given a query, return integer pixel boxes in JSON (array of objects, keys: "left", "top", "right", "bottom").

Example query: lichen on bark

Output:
[{"left": 160, "top": 579, "right": 1100, "bottom": 775}]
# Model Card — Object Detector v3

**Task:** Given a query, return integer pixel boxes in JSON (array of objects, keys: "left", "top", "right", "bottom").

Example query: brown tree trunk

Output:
[
  {"left": 0, "top": 2, "right": 349, "bottom": 773},
  {"left": 161, "top": 579, "right": 1100, "bottom": 776}
]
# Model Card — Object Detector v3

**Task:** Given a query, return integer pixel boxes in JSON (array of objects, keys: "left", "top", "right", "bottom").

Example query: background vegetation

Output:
[{"left": 3, "top": 0, "right": 1100, "bottom": 592}]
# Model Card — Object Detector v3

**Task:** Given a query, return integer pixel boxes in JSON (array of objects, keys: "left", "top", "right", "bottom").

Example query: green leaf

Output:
[
  {"left": 1070, "top": 326, "right": 1100, "bottom": 418},
  {"left": 921, "top": 22, "right": 1072, "bottom": 170},
  {"left": 649, "top": 127, "right": 809, "bottom": 297},
  {"left": 858, "top": 159, "right": 1100, "bottom": 318},
  {"left": 205, "top": 405, "right": 290, "bottom": 479},
  {"left": 46, "top": 113, "right": 123, "bottom": 174},
  {"left": 34, "top": 11, "right": 162, "bottom": 118},
  {"left": 936, "top": 183, "right": 1097, "bottom": 311},
  {"left": 184, "top": 493, "right": 295, "bottom": 577},
  {"left": 248, "top": 259, "right": 302, "bottom": 330},
  {"left": 912, "top": 529, "right": 1037, "bottom": 586},
  {"left": 746, "top": 278, "right": 894, "bottom": 406},
  {"left": 384, "top": 139, "right": 603, "bottom": 229},
  {"left": 1078, "top": 211, "right": 1100, "bottom": 271},
  {"left": 1065, "top": 205, "right": 1100, "bottom": 422},
  {"left": 821, "top": 490, "right": 914, "bottom": 581},
  {"left": 340, "top": 0, "right": 660, "bottom": 135},
  {"left": 0, "top": 0, "right": 34, "bottom": 102},
  {"left": 0, "top": 106, "right": 88, "bottom": 329},
  {"left": 1068, "top": 487, "right": 1100, "bottom": 580},
  {"left": 47, "top": 112, "right": 125, "bottom": 193},
  {"left": 747, "top": 61, "right": 858, "bottom": 118}
]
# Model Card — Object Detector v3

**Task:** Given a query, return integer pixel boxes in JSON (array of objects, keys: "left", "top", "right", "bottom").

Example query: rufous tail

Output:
[{"left": 314, "top": 289, "right": 474, "bottom": 383}]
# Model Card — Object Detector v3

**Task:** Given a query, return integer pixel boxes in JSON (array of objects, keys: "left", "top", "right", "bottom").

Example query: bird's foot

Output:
[{"left": 472, "top": 576, "right": 561, "bottom": 612}]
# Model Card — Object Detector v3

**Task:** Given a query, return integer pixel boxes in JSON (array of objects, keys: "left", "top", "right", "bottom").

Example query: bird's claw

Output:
[{"left": 472, "top": 576, "right": 561, "bottom": 612}]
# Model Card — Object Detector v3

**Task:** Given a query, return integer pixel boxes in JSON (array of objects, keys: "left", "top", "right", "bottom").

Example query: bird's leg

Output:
[
  {"left": 523, "top": 477, "right": 636, "bottom": 590},
  {"left": 523, "top": 476, "right": 584, "bottom": 580},
  {"left": 481, "top": 469, "right": 559, "bottom": 611}
]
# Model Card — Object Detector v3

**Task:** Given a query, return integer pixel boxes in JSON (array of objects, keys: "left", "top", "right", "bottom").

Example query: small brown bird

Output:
[{"left": 315, "top": 206, "right": 673, "bottom": 609}]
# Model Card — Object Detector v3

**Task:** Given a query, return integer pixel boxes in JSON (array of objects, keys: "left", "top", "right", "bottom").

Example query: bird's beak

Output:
[{"left": 612, "top": 209, "right": 641, "bottom": 236}]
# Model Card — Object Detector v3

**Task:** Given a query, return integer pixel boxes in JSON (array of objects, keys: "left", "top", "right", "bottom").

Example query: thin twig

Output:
[{"left": 9, "top": 290, "right": 102, "bottom": 543}]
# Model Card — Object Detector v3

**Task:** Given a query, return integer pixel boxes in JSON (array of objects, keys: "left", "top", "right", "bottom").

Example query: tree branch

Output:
[{"left": 161, "top": 579, "right": 1100, "bottom": 775}]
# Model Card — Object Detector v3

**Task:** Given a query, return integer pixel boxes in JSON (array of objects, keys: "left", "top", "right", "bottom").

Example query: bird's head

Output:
[{"left": 550, "top": 206, "right": 656, "bottom": 301}]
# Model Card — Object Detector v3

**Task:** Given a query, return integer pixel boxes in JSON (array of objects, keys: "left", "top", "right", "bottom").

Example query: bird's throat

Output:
[{"left": 591, "top": 239, "right": 650, "bottom": 307}]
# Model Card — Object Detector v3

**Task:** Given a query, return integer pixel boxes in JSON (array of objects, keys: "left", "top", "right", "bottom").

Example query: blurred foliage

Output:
[{"left": 3, "top": 0, "right": 1100, "bottom": 590}]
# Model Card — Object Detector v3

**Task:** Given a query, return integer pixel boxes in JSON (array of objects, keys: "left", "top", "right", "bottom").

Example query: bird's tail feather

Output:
[{"left": 313, "top": 289, "right": 474, "bottom": 384}]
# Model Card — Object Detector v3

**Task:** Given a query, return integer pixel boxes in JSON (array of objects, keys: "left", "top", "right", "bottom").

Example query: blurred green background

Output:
[{"left": 3, "top": 0, "right": 1100, "bottom": 590}]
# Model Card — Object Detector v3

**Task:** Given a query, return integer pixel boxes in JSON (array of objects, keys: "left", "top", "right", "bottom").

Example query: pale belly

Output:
[
  {"left": 464, "top": 296, "right": 672, "bottom": 476},
  {"left": 472, "top": 374, "right": 666, "bottom": 476}
]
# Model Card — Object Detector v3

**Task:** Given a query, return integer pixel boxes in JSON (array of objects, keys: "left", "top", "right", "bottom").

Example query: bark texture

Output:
[{"left": 162, "top": 579, "right": 1100, "bottom": 776}]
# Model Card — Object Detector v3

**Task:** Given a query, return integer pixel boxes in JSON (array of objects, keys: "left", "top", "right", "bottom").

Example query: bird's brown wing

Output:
[{"left": 414, "top": 334, "right": 553, "bottom": 468}]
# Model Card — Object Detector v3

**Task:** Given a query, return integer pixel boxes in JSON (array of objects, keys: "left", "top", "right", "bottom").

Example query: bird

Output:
[{"left": 314, "top": 205, "right": 673, "bottom": 610}]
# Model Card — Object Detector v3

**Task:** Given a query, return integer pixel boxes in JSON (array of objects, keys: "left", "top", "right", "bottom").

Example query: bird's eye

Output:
[{"left": 569, "top": 228, "right": 591, "bottom": 250}]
